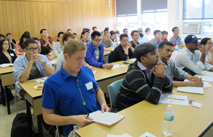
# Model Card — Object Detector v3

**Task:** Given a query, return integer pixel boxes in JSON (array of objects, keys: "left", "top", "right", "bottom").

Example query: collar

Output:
[
  {"left": 59, "top": 65, "right": 84, "bottom": 80},
  {"left": 137, "top": 61, "right": 151, "bottom": 71},
  {"left": 158, "top": 58, "right": 168, "bottom": 65}
]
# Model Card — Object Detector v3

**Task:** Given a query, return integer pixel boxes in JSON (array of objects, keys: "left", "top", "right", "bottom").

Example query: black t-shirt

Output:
[{"left": 40, "top": 45, "right": 50, "bottom": 55}]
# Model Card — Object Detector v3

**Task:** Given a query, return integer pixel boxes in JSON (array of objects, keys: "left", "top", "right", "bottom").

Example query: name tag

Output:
[
  {"left": 10, "top": 53, "right": 14, "bottom": 56},
  {"left": 85, "top": 82, "right": 93, "bottom": 90}
]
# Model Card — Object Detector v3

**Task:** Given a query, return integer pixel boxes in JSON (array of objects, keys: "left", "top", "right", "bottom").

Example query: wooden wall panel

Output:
[{"left": 0, "top": 0, "right": 116, "bottom": 41}]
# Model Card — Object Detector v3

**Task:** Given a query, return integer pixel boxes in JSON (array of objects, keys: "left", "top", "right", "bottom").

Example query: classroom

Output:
[{"left": 0, "top": 0, "right": 213, "bottom": 137}]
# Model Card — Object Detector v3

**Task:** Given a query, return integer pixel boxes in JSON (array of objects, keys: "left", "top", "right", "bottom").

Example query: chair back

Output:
[{"left": 108, "top": 79, "right": 123, "bottom": 108}]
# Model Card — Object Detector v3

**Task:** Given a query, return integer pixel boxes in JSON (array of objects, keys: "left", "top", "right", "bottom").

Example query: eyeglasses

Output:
[
  {"left": 3, "top": 43, "right": 9, "bottom": 45},
  {"left": 207, "top": 43, "right": 213, "bottom": 46},
  {"left": 133, "top": 35, "right": 139, "bottom": 37},
  {"left": 26, "top": 47, "right": 38, "bottom": 52},
  {"left": 94, "top": 39, "right": 102, "bottom": 42}
]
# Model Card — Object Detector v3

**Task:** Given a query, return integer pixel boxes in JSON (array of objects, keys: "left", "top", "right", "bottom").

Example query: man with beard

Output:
[
  {"left": 116, "top": 43, "right": 173, "bottom": 111},
  {"left": 158, "top": 41, "right": 203, "bottom": 87},
  {"left": 173, "top": 35, "right": 213, "bottom": 75}
]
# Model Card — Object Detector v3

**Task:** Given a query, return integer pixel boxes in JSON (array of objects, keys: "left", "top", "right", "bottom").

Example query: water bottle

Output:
[
  {"left": 163, "top": 105, "right": 174, "bottom": 136},
  {"left": 175, "top": 45, "right": 178, "bottom": 54}
]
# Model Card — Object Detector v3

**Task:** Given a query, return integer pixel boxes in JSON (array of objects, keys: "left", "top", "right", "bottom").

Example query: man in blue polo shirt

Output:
[
  {"left": 85, "top": 31, "right": 113, "bottom": 69},
  {"left": 42, "top": 39, "right": 110, "bottom": 137}
]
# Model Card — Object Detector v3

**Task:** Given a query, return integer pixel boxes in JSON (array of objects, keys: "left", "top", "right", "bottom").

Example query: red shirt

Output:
[
  {"left": 39, "top": 36, "right": 53, "bottom": 50},
  {"left": 161, "top": 38, "right": 168, "bottom": 41}
]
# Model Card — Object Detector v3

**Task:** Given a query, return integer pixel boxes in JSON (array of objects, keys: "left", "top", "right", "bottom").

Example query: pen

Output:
[
  {"left": 168, "top": 97, "right": 185, "bottom": 101},
  {"left": 86, "top": 114, "right": 89, "bottom": 119}
]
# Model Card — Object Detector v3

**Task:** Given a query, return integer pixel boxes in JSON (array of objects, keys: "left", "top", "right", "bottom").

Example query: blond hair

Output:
[{"left": 63, "top": 39, "right": 86, "bottom": 58}]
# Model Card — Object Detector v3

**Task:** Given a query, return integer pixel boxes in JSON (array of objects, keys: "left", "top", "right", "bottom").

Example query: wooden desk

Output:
[
  {"left": 94, "top": 60, "right": 134, "bottom": 93},
  {"left": 76, "top": 84, "right": 213, "bottom": 137},
  {"left": 104, "top": 51, "right": 110, "bottom": 63},
  {"left": 19, "top": 79, "right": 43, "bottom": 137},
  {"left": 0, "top": 67, "right": 14, "bottom": 114}
]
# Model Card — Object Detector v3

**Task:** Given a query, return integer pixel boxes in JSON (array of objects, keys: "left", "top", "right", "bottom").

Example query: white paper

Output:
[
  {"left": 111, "top": 64, "right": 127, "bottom": 70},
  {"left": 159, "top": 94, "right": 189, "bottom": 105},
  {"left": 34, "top": 77, "right": 48, "bottom": 83},
  {"left": 107, "top": 133, "right": 132, "bottom": 137},
  {"left": 89, "top": 110, "right": 125, "bottom": 125},
  {"left": 93, "top": 71, "right": 97, "bottom": 74},
  {"left": 177, "top": 87, "right": 204, "bottom": 94},
  {"left": 201, "top": 71, "right": 213, "bottom": 77},
  {"left": 203, "top": 82, "right": 212, "bottom": 88},
  {"left": 140, "top": 132, "right": 156, "bottom": 137},
  {"left": 0, "top": 63, "right": 13, "bottom": 68},
  {"left": 107, "top": 134, "right": 122, "bottom": 137},
  {"left": 192, "top": 102, "right": 203, "bottom": 108},
  {"left": 128, "top": 58, "right": 136, "bottom": 62},
  {"left": 196, "top": 75, "right": 213, "bottom": 82}
]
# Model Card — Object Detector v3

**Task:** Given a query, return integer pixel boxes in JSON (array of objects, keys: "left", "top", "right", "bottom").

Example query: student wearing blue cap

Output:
[{"left": 173, "top": 34, "right": 213, "bottom": 75}]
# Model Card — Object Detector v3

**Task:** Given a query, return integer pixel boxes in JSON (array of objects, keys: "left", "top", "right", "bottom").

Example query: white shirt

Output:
[
  {"left": 52, "top": 42, "right": 63, "bottom": 57},
  {"left": 173, "top": 47, "right": 213, "bottom": 74},
  {"left": 142, "top": 34, "right": 152, "bottom": 42}
]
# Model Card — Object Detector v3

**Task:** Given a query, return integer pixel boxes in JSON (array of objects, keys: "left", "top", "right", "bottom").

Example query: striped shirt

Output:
[{"left": 116, "top": 61, "right": 173, "bottom": 111}]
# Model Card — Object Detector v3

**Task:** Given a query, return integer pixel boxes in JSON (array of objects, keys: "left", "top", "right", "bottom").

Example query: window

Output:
[{"left": 183, "top": 0, "right": 213, "bottom": 19}]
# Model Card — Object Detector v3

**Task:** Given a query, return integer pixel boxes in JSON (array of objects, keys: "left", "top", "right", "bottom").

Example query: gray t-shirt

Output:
[
  {"left": 95, "top": 48, "right": 99, "bottom": 61},
  {"left": 29, "top": 62, "right": 42, "bottom": 80},
  {"left": 52, "top": 42, "right": 63, "bottom": 57},
  {"left": 102, "top": 39, "right": 113, "bottom": 48},
  {"left": 56, "top": 51, "right": 64, "bottom": 66}
]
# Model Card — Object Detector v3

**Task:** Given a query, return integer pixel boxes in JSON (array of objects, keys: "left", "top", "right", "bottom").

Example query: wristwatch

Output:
[{"left": 41, "top": 62, "right": 46, "bottom": 67}]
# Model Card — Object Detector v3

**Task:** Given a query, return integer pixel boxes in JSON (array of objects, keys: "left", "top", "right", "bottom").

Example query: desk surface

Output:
[
  {"left": 76, "top": 84, "right": 213, "bottom": 137},
  {"left": 18, "top": 59, "right": 135, "bottom": 98},
  {"left": 0, "top": 67, "right": 14, "bottom": 74},
  {"left": 94, "top": 60, "right": 134, "bottom": 81},
  {"left": 19, "top": 79, "right": 43, "bottom": 98}
]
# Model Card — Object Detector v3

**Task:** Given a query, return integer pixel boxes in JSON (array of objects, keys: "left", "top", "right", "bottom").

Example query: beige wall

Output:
[{"left": 0, "top": 0, "right": 116, "bottom": 41}]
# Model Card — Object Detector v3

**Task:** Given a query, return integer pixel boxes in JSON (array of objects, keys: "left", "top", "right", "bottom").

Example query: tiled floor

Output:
[{"left": 0, "top": 87, "right": 52, "bottom": 137}]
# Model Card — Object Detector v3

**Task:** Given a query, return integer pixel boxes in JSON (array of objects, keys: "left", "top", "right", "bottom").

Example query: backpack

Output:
[{"left": 11, "top": 112, "right": 34, "bottom": 137}]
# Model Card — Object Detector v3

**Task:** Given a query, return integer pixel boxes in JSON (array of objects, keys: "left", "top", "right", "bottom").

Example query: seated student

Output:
[
  {"left": 13, "top": 39, "right": 55, "bottom": 98},
  {"left": 169, "top": 27, "right": 183, "bottom": 45},
  {"left": 73, "top": 33, "right": 77, "bottom": 39},
  {"left": 110, "top": 30, "right": 116, "bottom": 47},
  {"left": 85, "top": 31, "right": 113, "bottom": 69},
  {"left": 200, "top": 38, "right": 213, "bottom": 65},
  {"left": 0, "top": 39, "right": 17, "bottom": 64},
  {"left": 0, "top": 39, "right": 17, "bottom": 101},
  {"left": 39, "top": 29, "right": 55, "bottom": 50},
  {"left": 158, "top": 41, "right": 203, "bottom": 87},
  {"left": 0, "top": 34, "right": 6, "bottom": 40},
  {"left": 16, "top": 31, "right": 30, "bottom": 55},
  {"left": 6, "top": 33, "right": 16, "bottom": 49},
  {"left": 32, "top": 37, "right": 55, "bottom": 60},
  {"left": 53, "top": 32, "right": 64, "bottom": 57},
  {"left": 138, "top": 28, "right": 144, "bottom": 44},
  {"left": 42, "top": 39, "right": 110, "bottom": 137},
  {"left": 161, "top": 31, "right": 168, "bottom": 41},
  {"left": 114, "top": 30, "right": 120, "bottom": 46},
  {"left": 116, "top": 43, "right": 173, "bottom": 111},
  {"left": 56, "top": 32, "right": 93, "bottom": 71},
  {"left": 129, "top": 30, "right": 139, "bottom": 48},
  {"left": 102, "top": 31, "right": 114, "bottom": 51},
  {"left": 113, "top": 34, "right": 134, "bottom": 62},
  {"left": 149, "top": 30, "right": 162, "bottom": 49},
  {"left": 142, "top": 28, "right": 152, "bottom": 42},
  {"left": 80, "top": 30, "right": 90, "bottom": 46},
  {"left": 67, "top": 29, "right": 72, "bottom": 33},
  {"left": 92, "top": 26, "right": 97, "bottom": 32},
  {"left": 173, "top": 35, "right": 213, "bottom": 75}
]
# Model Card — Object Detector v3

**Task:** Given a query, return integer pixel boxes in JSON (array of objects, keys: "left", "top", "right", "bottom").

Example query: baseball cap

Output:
[{"left": 184, "top": 35, "right": 198, "bottom": 44}]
